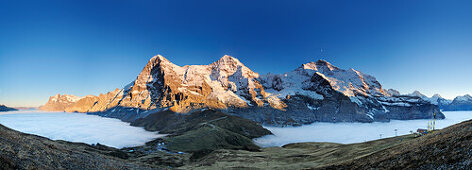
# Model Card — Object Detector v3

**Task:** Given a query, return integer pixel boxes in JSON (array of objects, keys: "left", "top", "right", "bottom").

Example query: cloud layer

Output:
[
  {"left": 0, "top": 111, "right": 164, "bottom": 148},
  {"left": 254, "top": 111, "right": 472, "bottom": 147},
  {"left": 2, "top": 111, "right": 470, "bottom": 149}
]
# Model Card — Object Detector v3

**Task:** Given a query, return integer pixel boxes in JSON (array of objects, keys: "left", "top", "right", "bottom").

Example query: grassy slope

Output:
[
  {"left": 132, "top": 110, "right": 271, "bottom": 155},
  {"left": 184, "top": 119, "right": 472, "bottom": 169},
  {"left": 182, "top": 134, "right": 417, "bottom": 169},
  {"left": 323, "top": 119, "right": 472, "bottom": 169}
]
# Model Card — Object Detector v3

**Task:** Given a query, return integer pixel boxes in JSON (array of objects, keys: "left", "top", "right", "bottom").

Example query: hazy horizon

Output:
[{"left": 1, "top": 0, "right": 472, "bottom": 107}]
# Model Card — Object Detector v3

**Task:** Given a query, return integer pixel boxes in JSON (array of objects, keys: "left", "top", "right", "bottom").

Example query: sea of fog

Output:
[
  {"left": 1, "top": 111, "right": 471, "bottom": 149},
  {"left": 254, "top": 111, "right": 472, "bottom": 147},
  {"left": 0, "top": 111, "right": 164, "bottom": 148}
]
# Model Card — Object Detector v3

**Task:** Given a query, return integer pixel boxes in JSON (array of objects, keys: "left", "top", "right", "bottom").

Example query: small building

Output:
[{"left": 417, "top": 128, "right": 429, "bottom": 135}]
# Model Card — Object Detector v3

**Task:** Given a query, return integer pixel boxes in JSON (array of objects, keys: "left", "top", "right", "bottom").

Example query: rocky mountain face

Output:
[
  {"left": 233, "top": 60, "right": 443, "bottom": 125},
  {"left": 40, "top": 55, "right": 443, "bottom": 125},
  {"left": 0, "top": 105, "right": 17, "bottom": 112}
]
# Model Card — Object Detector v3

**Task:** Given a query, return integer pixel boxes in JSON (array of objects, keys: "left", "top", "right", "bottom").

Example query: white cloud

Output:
[
  {"left": 254, "top": 111, "right": 472, "bottom": 147},
  {"left": 0, "top": 111, "right": 164, "bottom": 148}
]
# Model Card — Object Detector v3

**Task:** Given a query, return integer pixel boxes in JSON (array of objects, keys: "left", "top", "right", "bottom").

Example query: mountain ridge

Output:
[
  {"left": 40, "top": 54, "right": 443, "bottom": 125},
  {"left": 402, "top": 91, "right": 472, "bottom": 111},
  {"left": 0, "top": 105, "right": 18, "bottom": 112}
]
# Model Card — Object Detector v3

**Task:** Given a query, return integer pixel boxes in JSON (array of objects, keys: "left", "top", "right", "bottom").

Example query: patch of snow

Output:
[
  {"left": 379, "top": 101, "right": 412, "bottom": 107},
  {"left": 306, "top": 104, "right": 318, "bottom": 110}
]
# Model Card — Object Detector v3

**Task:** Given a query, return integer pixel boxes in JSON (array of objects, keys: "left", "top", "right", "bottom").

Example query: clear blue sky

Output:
[{"left": 1, "top": 0, "right": 471, "bottom": 107}]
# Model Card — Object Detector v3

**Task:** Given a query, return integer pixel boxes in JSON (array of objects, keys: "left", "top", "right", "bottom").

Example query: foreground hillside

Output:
[
  {"left": 325, "top": 120, "right": 472, "bottom": 169},
  {"left": 0, "top": 124, "right": 154, "bottom": 169},
  {"left": 40, "top": 54, "right": 442, "bottom": 126},
  {"left": 0, "top": 110, "right": 271, "bottom": 169},
  {"left": 183, "top": 119, "right": 472, "bottom": 169}
]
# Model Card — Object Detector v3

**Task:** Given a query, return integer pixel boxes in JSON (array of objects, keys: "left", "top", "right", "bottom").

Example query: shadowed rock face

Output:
[{"left": 40, "top": 55, "right": 443, "bottom": 126}]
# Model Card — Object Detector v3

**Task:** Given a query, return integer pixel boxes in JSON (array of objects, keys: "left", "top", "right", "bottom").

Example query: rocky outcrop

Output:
[
  {"left": 39, "top": 94, "right": 83, "bottom": 111},
  {"left": 40, "top": 55, "right": 443, "bottom": 125},
  {"left": 0, "top": 105, "right": 17, "bottom": 112}
]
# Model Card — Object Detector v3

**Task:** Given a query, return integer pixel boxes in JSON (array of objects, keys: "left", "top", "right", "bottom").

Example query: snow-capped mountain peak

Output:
[
  {"left": 39, "top": 94, "right": 84, "bottom": 111},
  {"left": 50, "top": 94, "right": 83, "bottom": 103},
  {"left": 404, "top": 91, "right": 452, "bottom": 106},
  {"left": 210, "top": 55, "right": 259, "bottom": 80},
  {"left": 386, "top": 89, "right": 401, "bottom": 96},
  {"left": 441, "top": 94, "right": 472, "bottom": 111},
  {"left": 213, "top": 55, "right": 244, "bottom": 67},
  {"left": 299, "top": 59, "right": 339, "bottom": 72},
  {"left": 409, "top": 91, "right": 428, "bottom": 98},
  {"left": 40, "top": 55, "right": 443, "bottom": 125},
  {"left": 454, "top": 94, "right": 472, "bottom": 102},
  {"left": 291, "top": 60, "right": 386, "bottom": 97}
]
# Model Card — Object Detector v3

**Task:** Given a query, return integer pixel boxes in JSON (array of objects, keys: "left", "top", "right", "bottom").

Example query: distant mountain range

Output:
[
  {"left": 40, "top": 55, "right": 444, "bottom": 126},
  {"left": 0, "top": 105, "right": 17, "bottom": 112},
  {"left": 406, "top": 91, "right": 472, "bottom": 111}
]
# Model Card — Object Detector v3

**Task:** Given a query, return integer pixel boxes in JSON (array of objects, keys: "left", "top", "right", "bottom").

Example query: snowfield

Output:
[
  {"left": 0, "top": 110, "right": 164, "bottom": 148},
  {"left": 254, "top": 111, "right": 472, "bottom": 147}
]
